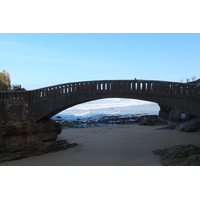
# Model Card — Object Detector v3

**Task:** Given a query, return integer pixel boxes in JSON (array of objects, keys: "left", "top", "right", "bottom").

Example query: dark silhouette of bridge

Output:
[{"left": 0, "top": 79, "right": 200, "bottom": 123}]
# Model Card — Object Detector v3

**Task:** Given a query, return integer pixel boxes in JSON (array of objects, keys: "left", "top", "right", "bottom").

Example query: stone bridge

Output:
[{"left": 1, "top": 79, "right": 200, "bottom": 123}]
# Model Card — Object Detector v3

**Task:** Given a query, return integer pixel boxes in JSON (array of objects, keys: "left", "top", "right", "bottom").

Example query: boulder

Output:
[
  {"left": 175, "top": 118, "right": 200, "bottom": 132},
  {"left": 139, "top": 115, "right": 168, "bottom": 126},
  {"left": 153, "top": 144, "right": 200, "bottom": 166},
  {"left": 0, "top": 119, "right": 77, "bottom": 162}
]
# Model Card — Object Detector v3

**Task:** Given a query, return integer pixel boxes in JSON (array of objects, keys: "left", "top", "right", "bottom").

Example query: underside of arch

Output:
[
  {"left": 31, "top": 93, "right": 161, "bottom": 122},
  {"left": 30, "top": 91, "right": 200, "bottom": 122}
]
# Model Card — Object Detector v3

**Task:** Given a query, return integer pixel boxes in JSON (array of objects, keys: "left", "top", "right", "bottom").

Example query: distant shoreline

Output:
[{"left": 52, "top": 113, "right": 159, "bottom": 129}]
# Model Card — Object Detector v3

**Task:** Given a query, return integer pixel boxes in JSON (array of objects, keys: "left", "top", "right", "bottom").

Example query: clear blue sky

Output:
[{"left": 0, "top": 33, "right": 199, "bottom": 90}]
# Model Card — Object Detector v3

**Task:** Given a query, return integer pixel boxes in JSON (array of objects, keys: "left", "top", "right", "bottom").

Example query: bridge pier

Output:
[
  {"left": 158, "top": 105, "right": 172, "bottom": 122},
  {"left": 159, "top": 104, "right": 192, "bottom": 123}
]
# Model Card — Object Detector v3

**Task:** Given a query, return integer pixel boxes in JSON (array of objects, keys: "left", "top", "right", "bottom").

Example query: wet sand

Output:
[{"left": 1, "top": 124, "right": 200, "bottom": 166}]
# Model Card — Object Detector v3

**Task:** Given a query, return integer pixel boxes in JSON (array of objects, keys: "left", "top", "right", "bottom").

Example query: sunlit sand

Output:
[{"left": 1, "top": 124, "right": 200, "bottom": 166}]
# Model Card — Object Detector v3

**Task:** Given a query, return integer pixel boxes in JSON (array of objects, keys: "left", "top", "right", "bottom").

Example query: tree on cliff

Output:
[{"left": 0, "top": 70, "right": 11, "bottom": 91}]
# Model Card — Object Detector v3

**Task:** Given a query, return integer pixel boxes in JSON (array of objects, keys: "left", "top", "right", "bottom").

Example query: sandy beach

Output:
[{"left": 0, "top": 124, "right": 200, "bottom": 166}]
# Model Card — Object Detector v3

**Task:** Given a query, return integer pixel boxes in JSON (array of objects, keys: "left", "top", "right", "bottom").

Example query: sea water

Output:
[{"left": 52, "top": 98, "right": 160, "bottom": 121}]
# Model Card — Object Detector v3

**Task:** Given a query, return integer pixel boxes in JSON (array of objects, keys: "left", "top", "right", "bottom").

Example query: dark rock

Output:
[
  {"left": 153, "top": 144, "right": 200, "bottom": 166},
  {"left": 59, "top": 114, "right": 142, "bottom": 129},
  {"left": 182, "top": 154, "right": 200, "bottom": 166},
  {"left": 54, "top": 121, "right": 62, "bottom": 135},
  {"left": 0, "top": 140, "right": 70, "bottom": 162},
  {"left": 139, "top": 115, "right": 168, "bottom": 126},
  {"left": 67, "top": 143, "right": 78, "bottom": 148},
  {"left": 139, "top": 118, "right": 154, "bottom": 125},
  {"left": 175, "top": 118, "right": 200, "bottom": 132},
  {"left": 0, "top": 119, "right": 79, "bottom": 162}
]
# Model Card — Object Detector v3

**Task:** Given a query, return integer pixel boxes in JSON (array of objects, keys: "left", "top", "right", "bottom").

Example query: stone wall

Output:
[{"left": 0, "top": 98, "right": 30, "bottom": 123}]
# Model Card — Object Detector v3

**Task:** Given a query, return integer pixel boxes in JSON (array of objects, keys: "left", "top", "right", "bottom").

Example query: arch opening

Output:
[{"left": 53, "top": 98, "right": 160, "bottom": 121}]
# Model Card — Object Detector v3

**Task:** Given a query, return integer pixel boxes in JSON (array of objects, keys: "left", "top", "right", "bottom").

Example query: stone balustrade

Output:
[{"left": 0, "top": 80, "right": 199, "bottom": 100}]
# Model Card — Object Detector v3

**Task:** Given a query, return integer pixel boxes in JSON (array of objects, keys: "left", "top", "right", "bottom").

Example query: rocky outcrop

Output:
[
  {"left": 153, "top": 144, "right": 200, "bottom": 166},
  {"left": 0, "top": 120, "right": 77, "bottom": 162},
  {"left": 0, "top": 120, "right": 61, "bottom": 146},
  {"left": 174, "top": 118, "right": 200, "bottom": 132},
  {"left": 139, "top": 115, "right": 168, "bottom": 126}
]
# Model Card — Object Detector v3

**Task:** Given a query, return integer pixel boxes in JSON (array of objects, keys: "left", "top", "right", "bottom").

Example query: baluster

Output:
[
  {"left": 153, "top": 82, "right": 157, "bottom": 92},
  {"left": 81, "top": 82, "right": 84, "bottom": 91},
  {"left": 138, "top": 82, "right": 142, "bottom": 91},
  {"left": 147, "top": 82, "right": 151, "bottom": 91},
  {"left": 187, "top": 85, "right": 191, "bottom": 95},
  {"left": 163, "top": 83, "right": 168, "bottom": 93},
  {"left": 156, "top": 82, "right": 160, "bottom": 92},
  {"left": 57, "top": 86, "right": 60, "bottom": 95},
  {"left": 194, "top": 86, "right": 199, "bottom": 96},
  {"left": 47, "top": 88, "right": 50, "bottom": 96},
  {"left": 191, "top": 85, "right": 195, "bottom": 96},
  {"left": 69, "top": 84, "right": 71, "bottom": 93},
  {"left": 182, "top": 85, "right": 186, "bottom": 95},
  {"left": 189, "top": 85, "right": 193, "bottom": 95},
  {"left": 124, "top": 81, "right": 128, "bottom": 90},
  {"left": 129, "top": 82, "right": 133, "bottom": 90},
  {"left": 169, "top": 83, "right": 173, "bottom": 93},
  {"left": 77, "top": 83, "right": 81, "bottom": 92},
  {"left": 179, "top": 85, "right": 183, "bottom": 95},
  {"left": 105, "top": 82, "right": 107, "bottom": 90},
  {"left": 52, "top": 87, "right": 56, "bottom": 96},
  {"left": 17, "top": 92, "right": 21, "bottom": 99},
  {"left": 197, "top": 87, "right": 200, "bottom": 96},
  {"left": 62, "top": 85, "right": 65, "bottom": 94},
  {"left": 86, "top": 82, "right": 89, "bottom": 92},
  {"left": 102, "top": 82, "right": 105, "bottom": 90},
  {"left": 108, "top": 82, "right": 111, "bottom": 90},
  {"left": 142, "top": 82, "right": 146, "bottom": 91},
  {"left": 134, "top": 82, "right": 137, "bottom": 90},
  {"left": 84, "top": 82, "right": 86, "bottom": 91},
  {"left": 58, "top": 86, "right": 61, "bottom": 95},
  {"left": 119, "top": 81, "right": 123, "bottom": 90},
  {"left": 91, "top": 82, "right": 95, "bottom": 91},
  {"left": 145, "top": 82, "right": 148, "bottom": 91},
  {"left": 175, "top": 84, "right": 180, "bottom": 94},
  {"left": 97, "top": 82, "right": 99, "bottom": 91},
  {"left": 40, "top": 90, "right": 42, "bottom": 98}
]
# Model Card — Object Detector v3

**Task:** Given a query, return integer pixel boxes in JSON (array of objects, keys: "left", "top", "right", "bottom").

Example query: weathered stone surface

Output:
[
  {"left": 0, "top": 119, "right": 73, "bottom": 162},
  {"left": 153, "top": 144, "right": 200, "bottom": 166},
  {"left": 0, "top": 120, "right": 60, "bottom": 147},
  {"left": 158, "top": 105, "right": 171, "bottom": 122},
  {"left": 0, "top": 140, "right": 70, "bottom": 162},
  {"left": 139, "top": 115, "right": 168, "bottom": 126},
  {"left": 175, "top": 118, "right": 200, "bottom": 132}
]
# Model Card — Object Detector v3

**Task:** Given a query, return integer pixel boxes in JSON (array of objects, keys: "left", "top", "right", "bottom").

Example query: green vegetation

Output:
[{"left": 0, "top": 70, "right": 11, "bottom": 91}]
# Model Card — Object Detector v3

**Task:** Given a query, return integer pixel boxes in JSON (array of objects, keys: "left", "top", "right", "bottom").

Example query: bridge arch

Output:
[
  {"left": 59, "top": 98, "right": 159, "bottom": 116},
  {"left": 28, "top": 80, "right": 200, "bottom": 122}
]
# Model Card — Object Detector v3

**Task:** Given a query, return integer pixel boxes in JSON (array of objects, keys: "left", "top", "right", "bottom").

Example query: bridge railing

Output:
[
  {"left": 0, "top": 80, "right": 200, "bottom": 100},
  {"left": 27, "top": 80, "right": 200, "bottom": 99},
  {"left": 0, "top": 91, "right": 29, "bottom": 100}
]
